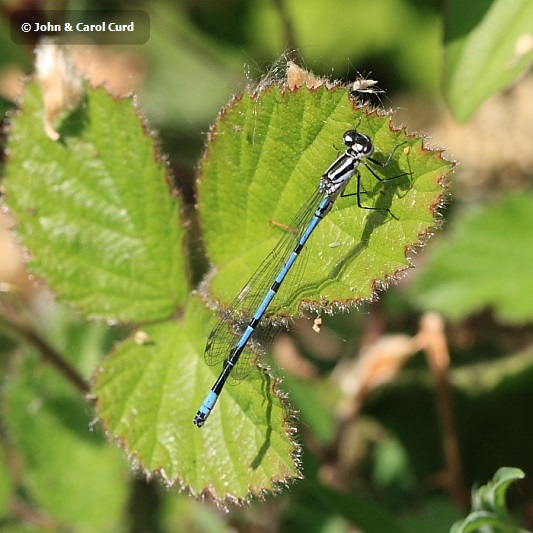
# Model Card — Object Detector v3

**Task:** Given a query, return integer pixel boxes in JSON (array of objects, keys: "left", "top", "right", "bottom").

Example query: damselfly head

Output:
[{"left": 343, "top": 130, "right": 374, "bottom": 157}]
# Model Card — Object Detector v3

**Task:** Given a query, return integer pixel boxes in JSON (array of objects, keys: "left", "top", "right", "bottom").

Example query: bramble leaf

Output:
[
  {"left": 3, "top": 81, "right": 186, "bottom": 322},
  {"left": 443, "top": 0, "right": 533, "bottom": 121},
  {"left": 411, "top": 193, "right": 533, "bottom": 323},
  {"left": 199, "top": 84, "right": 451, "bottom": 316},
  {"left": 93, "top": 297, "right": 298, "bottom": 503}
]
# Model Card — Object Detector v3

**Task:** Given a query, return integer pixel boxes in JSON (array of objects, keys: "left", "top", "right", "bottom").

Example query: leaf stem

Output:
[{"left": 0, "top": 301, "right": 89, "bottom": 394}]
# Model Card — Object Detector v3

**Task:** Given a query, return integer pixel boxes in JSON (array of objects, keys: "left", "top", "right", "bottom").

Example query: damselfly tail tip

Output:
[
  {"left": 193, "top": 390, "right": 218, "bottom": 427},
  {"left": 193, "top": 411, "right": 206, "bottom": 427}
]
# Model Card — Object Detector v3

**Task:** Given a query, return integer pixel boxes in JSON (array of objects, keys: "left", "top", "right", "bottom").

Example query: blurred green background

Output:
[{"left": 1, "top": 0, "right": 532, "bottom": 532}]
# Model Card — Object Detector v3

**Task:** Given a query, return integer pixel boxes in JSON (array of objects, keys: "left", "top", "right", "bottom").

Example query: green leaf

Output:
[
  {"left": 3, "top": 81, "right": 187, "bottom": 322},
  {"left": 451, "top": 468, "right": 526, "bottom": 533},
  {"left": 199, "top": 84, "right": 451, "bottom": 316},
  {"left": 93, "top": 297, "right": 299, "bottom": 503},
  {"left": 0, "top": 444, "right": 10, "bottom": 516},
  {"left": 4, "top": 347, "right": 129, "bottom": 532},
  {"left": 474, "top": 467, "right": 525, "bottom": 513},
  {"left": 444, "top": 0, "right": 533, "bottom": 121},
  {"left": 411, "top": 193, "right": 533, "bottom": 323},
  {"left": 450, "top": 511, "right": 513, "bottom": 533}
]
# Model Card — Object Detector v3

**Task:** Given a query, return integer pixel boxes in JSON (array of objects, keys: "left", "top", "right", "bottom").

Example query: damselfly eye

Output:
[
  {"left": 357, "top": 135, "right": 374, "bottom": 156},
  {"left": 343, "top": 130, "right": 358, "bottom": 147},
  {"left": 343, "top": 130, "right": 373, "bottom": 156}
]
